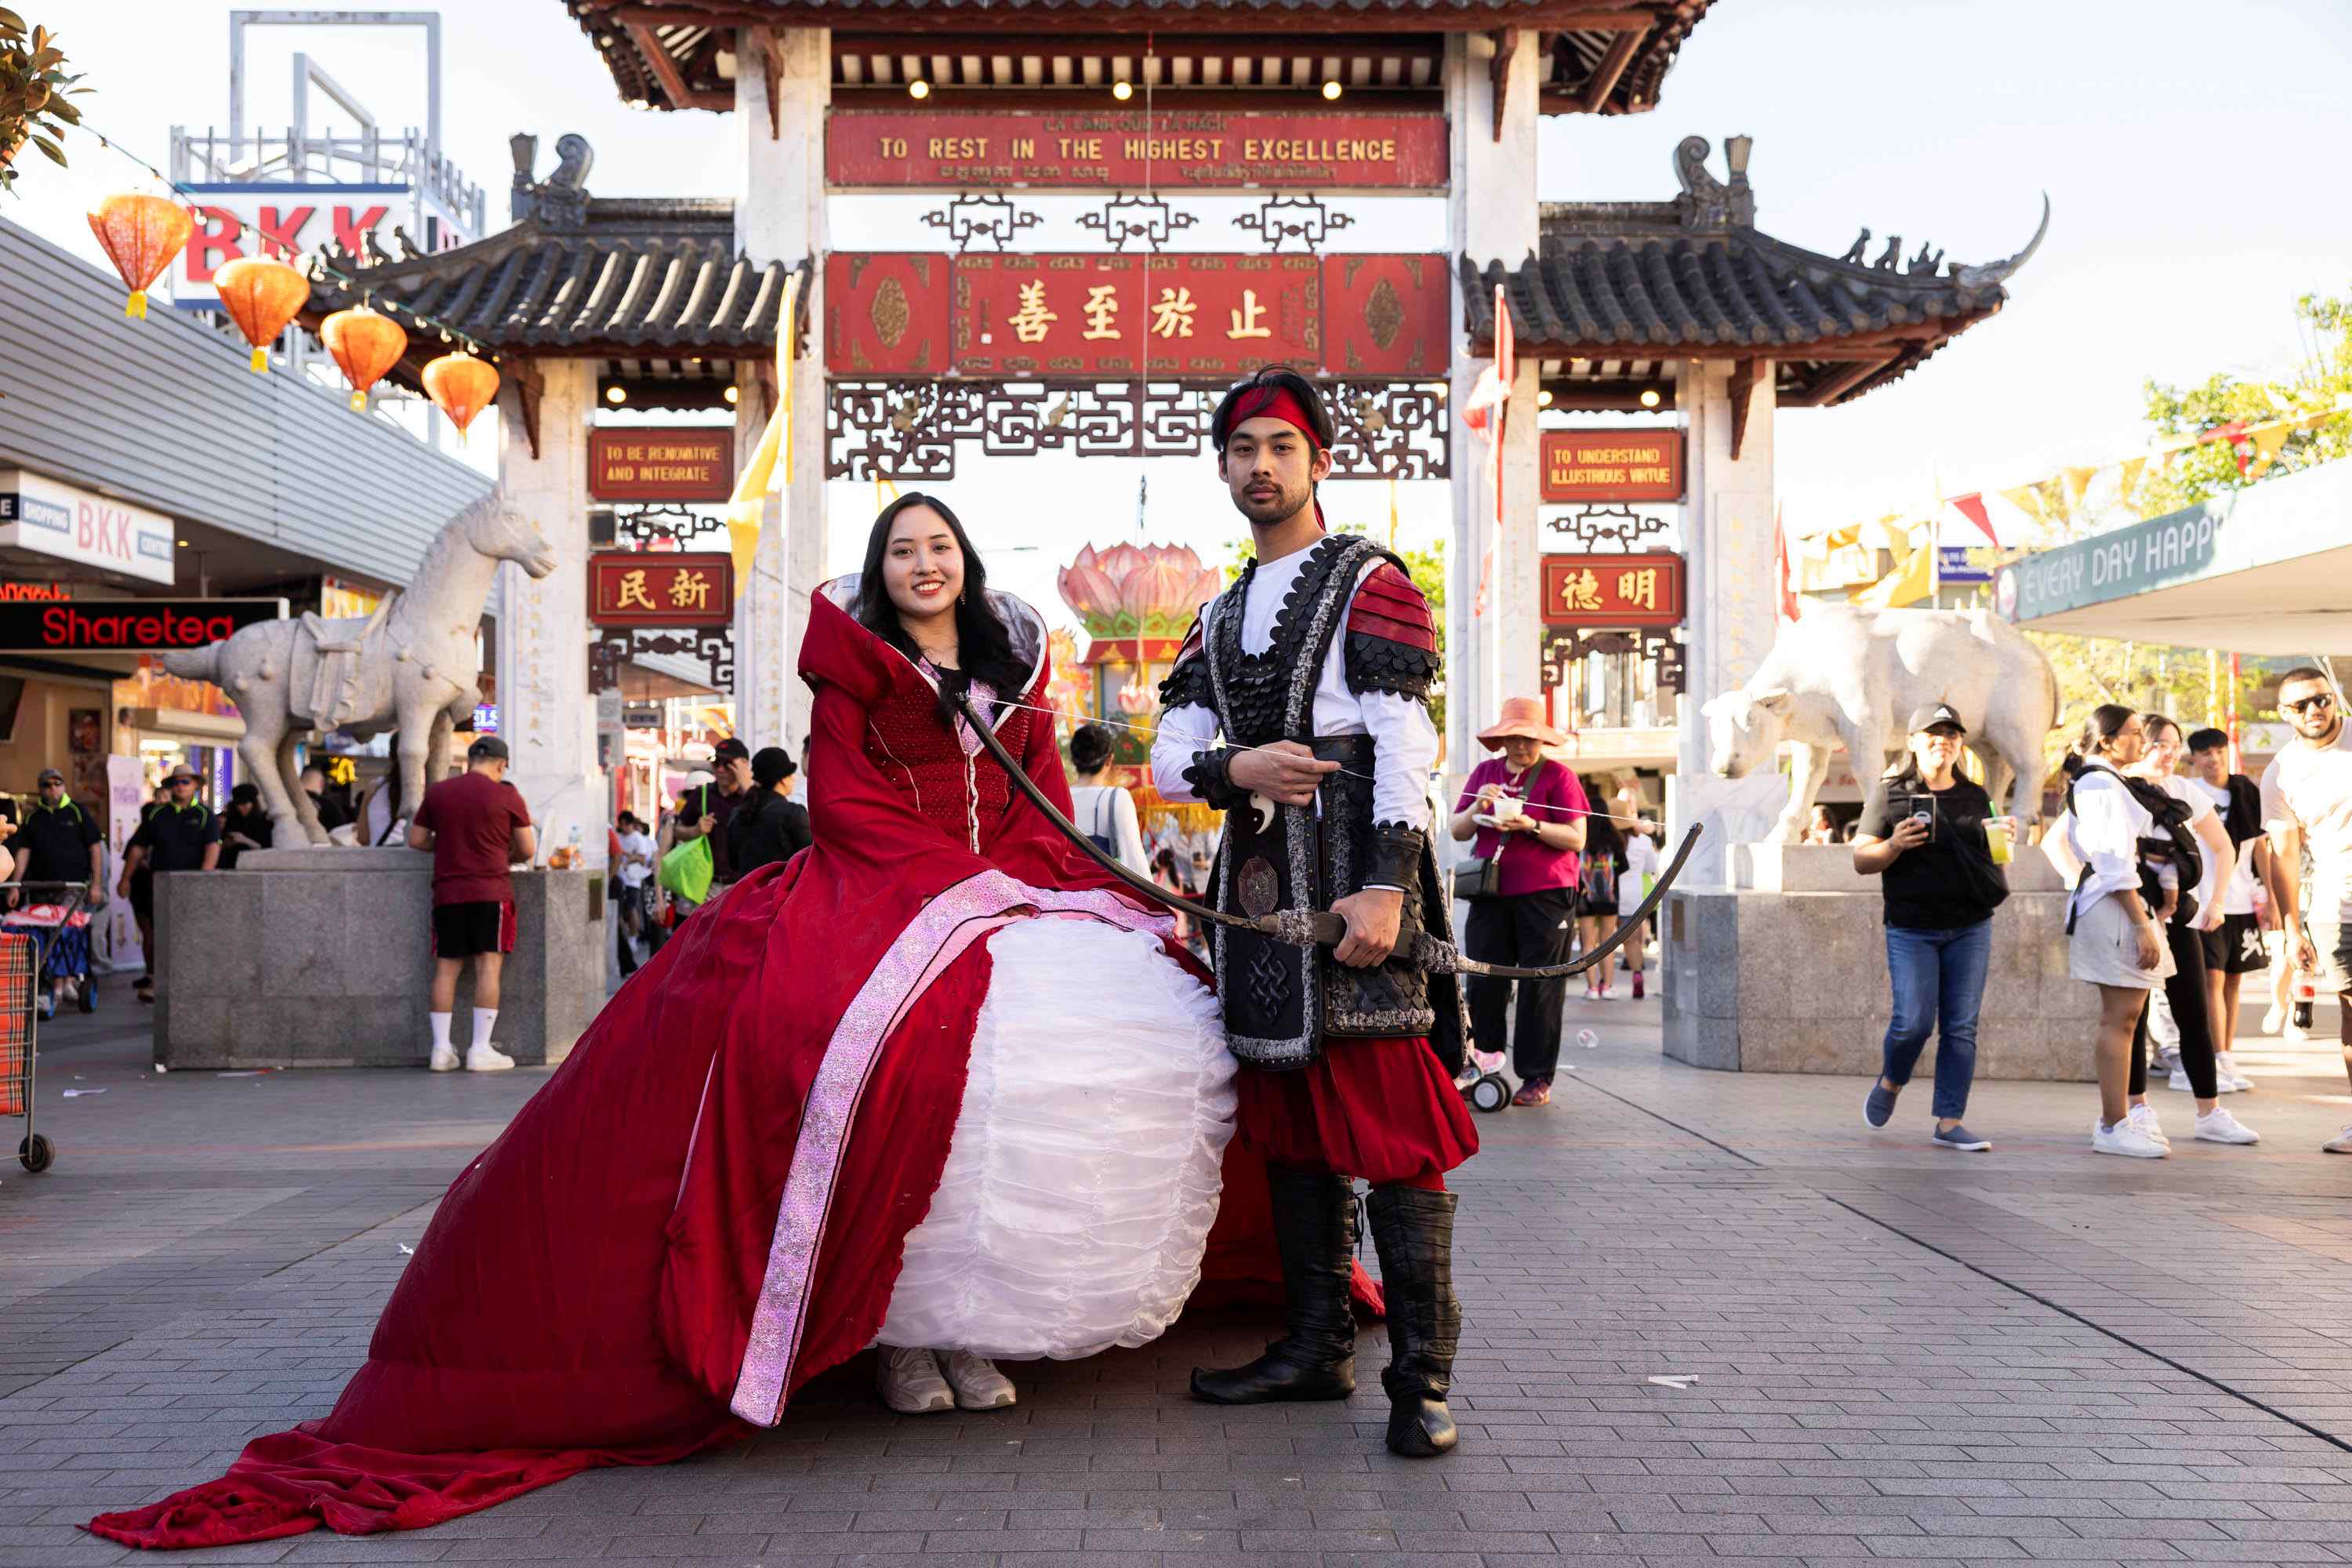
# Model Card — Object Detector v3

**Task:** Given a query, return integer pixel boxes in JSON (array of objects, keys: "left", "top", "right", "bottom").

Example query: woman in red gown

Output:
[{"left": 90, "top": 495, "right": 1363, "bottom": 1551}]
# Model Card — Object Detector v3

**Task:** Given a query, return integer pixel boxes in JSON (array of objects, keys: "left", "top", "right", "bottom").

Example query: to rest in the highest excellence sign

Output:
[
  {"left": 827, "top": 110, "right": 1447, "bottom": 191},
  {"left": 1540, "top": 430, "right": 1686, "bottom": 503},
  {"left": 827, "top": 252, "right": 1449, "bottom": 379}
]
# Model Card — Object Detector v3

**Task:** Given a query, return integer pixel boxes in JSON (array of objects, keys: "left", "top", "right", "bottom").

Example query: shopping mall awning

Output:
[{"left": 1994, "top": 459, "right": 2352, "bottom": 656}]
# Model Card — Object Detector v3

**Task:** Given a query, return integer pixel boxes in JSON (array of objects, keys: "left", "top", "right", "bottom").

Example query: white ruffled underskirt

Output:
[{"left": 876, "top": 917, "right": 1236, "bottom": 1360}]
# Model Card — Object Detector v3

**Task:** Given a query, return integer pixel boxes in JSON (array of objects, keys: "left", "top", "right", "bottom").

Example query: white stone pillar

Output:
[
  {"left": 733, "top": 25, "right": 829, "bottom": 753},
  {"left": 495, "top": 358, "right": 604, "bottom": 869},
  {"left": 1444, "top": 29, "right": 1541, "bottom": 772},
  {"left": 1669, "top": 358, "right": 1784, "bottom": 884}
]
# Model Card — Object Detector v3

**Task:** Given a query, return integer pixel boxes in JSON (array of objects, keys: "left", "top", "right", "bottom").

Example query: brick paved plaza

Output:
[{"left": 6, "top": 982, "right": 2352, "bottom": 1566}]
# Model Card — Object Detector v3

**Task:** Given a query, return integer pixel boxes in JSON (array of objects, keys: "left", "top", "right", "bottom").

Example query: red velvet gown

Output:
[{"left": 89, "top": 587, "right": 1371, "bottom": 1551}]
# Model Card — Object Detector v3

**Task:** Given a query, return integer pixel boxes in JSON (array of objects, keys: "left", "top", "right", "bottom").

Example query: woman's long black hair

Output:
[
  {"left": 2061, "top": 702, "right": 2140, "bottom": 779},
  {"left": 855, "top": 492, "right": 1033, "bottom": 724}
]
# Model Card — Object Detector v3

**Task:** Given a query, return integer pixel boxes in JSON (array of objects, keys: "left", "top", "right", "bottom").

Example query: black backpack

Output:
[{"left": 2064, "top": 767, "right": 2203, "bottom": 928}]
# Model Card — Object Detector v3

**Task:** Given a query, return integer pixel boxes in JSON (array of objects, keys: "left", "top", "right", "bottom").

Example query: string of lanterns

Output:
[{"left": 75, "top": 123, "right": 498, "bottom": 434}]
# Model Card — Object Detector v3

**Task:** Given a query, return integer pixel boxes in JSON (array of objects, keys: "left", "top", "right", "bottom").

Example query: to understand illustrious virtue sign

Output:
[
  {"left": 827, "top": 110, "right": 1447, "bottom": 191},
  {"left": 1540, "top": 430, "right": 1686, "bottom": 503},
  {"left": 587, "top": 429, "right": 734, "bottom": 503},
  {"left": 0, "top": 597, "right": 286, "bottom": 654},
  {"left": 588, "top": 553, "right": 735, "bottom": 630},
  {"left": 1541, "top": 554, "right": 1687, "bottom": 629}
]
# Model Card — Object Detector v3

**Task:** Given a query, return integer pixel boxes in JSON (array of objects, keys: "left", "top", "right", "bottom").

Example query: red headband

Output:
[{"left": 1219, "top": 383, "right": 1321, "bottom": 452}]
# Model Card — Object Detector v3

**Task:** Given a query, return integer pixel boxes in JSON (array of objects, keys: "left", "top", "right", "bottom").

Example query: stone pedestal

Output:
[
  {"left": 1659, "top": 845, "right": 2097, "bottom": 1080},
  {"left": 153, "top": 849, "right": 606, "bottom": 1069}
]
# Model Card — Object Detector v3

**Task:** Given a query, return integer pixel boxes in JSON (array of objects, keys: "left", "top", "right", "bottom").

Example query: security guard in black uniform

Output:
[{"left": 119, "top": 764, "right": 221, "bottom": 1003}]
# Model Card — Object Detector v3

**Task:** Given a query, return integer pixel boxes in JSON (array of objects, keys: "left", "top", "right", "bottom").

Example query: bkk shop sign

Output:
[
  {"left": 828, "top": 110, "right": 1446, "bottom": 191},
  {"left": 0, "top": 471, "right": 176, "bottom": 586},
  {"left": 0, "top": 597, "right": 287, "bottom": 655},
  {"left": 172, "top": 183, "right": 476, "bottom": 308}
]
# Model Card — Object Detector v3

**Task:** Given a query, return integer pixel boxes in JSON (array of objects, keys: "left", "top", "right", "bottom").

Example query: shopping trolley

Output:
[
  {"left": 0, "top": 929, "right": 47, "bottom": 1171},
  {"left": 2, "top": 881, "right": 100, "bottom": 1020}
]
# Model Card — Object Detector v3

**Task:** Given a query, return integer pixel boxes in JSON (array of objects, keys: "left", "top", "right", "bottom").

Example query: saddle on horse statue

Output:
[{"left": 289, "top": 596, "right": 399, "bottom": 734}]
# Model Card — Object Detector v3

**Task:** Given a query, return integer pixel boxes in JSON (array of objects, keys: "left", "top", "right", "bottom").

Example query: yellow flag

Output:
[
  {"left": 1999, "top": 485, "right": 2043, "bottom": 523},
  {"left": 726, "top": 269, "right": 804, "bottom": 593},
  {"left": 1849, "top": 539, "right": 1935, "bottom": 610},
  {"left": 2249, "top": 424, "right": 2292, "bottom": 476},
  {"left": 2118, "top": 456, "right": 2147, "bottom": 496},
  {"left": 2063, "top": 465, "right": 2098, "bottom": 508}
]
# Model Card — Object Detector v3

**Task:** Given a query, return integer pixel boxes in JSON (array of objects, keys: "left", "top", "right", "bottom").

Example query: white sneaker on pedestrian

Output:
[
  {"left": 2093, "top": 1119, "right": 2169, "bottom": 1159},
  {"left": 2127, "top": 1103, "right": 2170, "bottom": 1148},
  {"left": 2216, "top": 1051, "right": 2254, "bottom": 1091},
  {"left": 2166, "top": 1068, "right": 2195, "bottom": 1093},
  {"left": 939, "top": 1350, "right": 1017, "bottom": 1410},
  {"left": 2260, "top": 1004, "right": 2285, "bottom": 1036},
  {"left": 878, "top": 1346, "right": 954, "bottom": 1413},
  {"left": 465, "top": 1044, "right": 516, "bottom": 1073},
  {"left": 428, "top": 1045, "right": 461, "bottom": 1073},
  {"left": 2194, "top": 1107, "right": 2259, "bottom": 1145},
  {"left": 2324, "top": 1125, "right": 2352, "bottom": 1155}
]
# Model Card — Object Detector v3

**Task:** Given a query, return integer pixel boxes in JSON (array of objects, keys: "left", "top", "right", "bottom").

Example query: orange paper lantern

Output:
[
  {"left": 212, "top": 256, "right": 311, "bottom": 372},
  {"left": 321, "top": 305, "right": 409, "bottom": 411},
  {"left": 421, "top": 351, "right": 500, "bottom": 439},
  {"left": 86, "top": 194, "right": 194, "bottom": 319}
]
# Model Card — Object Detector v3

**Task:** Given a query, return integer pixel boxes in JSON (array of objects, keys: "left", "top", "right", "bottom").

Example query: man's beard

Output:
[{"left": 1230, "top": 475, "right": 1312, "bottom": 528}]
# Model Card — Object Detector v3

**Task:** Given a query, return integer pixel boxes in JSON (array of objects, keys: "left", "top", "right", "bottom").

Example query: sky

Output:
[{"left": 14, "top": 0, "right": 2352, "bottom": 630}]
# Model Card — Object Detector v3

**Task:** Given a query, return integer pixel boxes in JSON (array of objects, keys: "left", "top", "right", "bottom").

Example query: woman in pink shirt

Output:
[{"left": 1449, "top": 698, "right": 1590, "bottom": 1106}]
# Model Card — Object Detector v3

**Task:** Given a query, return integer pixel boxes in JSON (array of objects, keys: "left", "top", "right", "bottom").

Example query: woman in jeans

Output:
[
  {"left": 2122, "top": 714, "right": 2258, "bottom": 1145},
  {"left": 1449, "top": 697, "right": 1588, "bottom": 1108},
  {"left": 2055, "top": 705, "right": 2176, "bottom": 1158},
  {"left": 1853, "top": 703, "right": 2009, "bottom": 1151}
]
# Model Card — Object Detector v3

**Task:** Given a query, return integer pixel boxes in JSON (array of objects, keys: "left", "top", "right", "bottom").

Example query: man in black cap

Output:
[
  {"left": 408, "top": 735, "right": 536, "bottom": 1072},
  {"left": 118, "top": 763, "right": 222, "bottom": 1004},
  {"left": 670, "top": 735, "right": 752, "bottom": 910},
  {"left": 8, "top": 766, "right": 103, "bottom": 1017}
]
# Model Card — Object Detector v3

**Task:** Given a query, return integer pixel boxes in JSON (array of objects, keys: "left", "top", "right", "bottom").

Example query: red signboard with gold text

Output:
[
  {"left": 1540, "top": 429, "right": 1686, "bottom": 503},
  {"left": 588, "top": 429, "right": 733, "bottom": 503},
  {"left": 588, "top": 552, "right": 735, "bottom": 629},
  {"left": 826, "top": 252, "right": 1447, "bottom": 379},
  {"left": 828, "top": 109, "right": 1446, "bottom": 191},
  {"left": 1541, "top": 553, "right": 1687, "bottom": 629}
]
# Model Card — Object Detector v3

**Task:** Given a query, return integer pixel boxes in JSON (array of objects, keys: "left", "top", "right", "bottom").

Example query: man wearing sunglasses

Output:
[{"left": 2259, "top": 666, "right": 2352, "bottom": 1152}]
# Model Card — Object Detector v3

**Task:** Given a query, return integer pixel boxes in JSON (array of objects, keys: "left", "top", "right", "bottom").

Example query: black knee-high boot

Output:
[
  {"left": 1189, "top": 1166, "right": 1358, "bottom": 1404},
  {"left": 1366, "top": 1185, "right": 1461, "bottom": 1457}
]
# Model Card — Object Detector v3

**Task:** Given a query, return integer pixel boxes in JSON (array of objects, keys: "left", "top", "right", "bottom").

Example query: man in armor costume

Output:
[{"left": 1152, "top": 367, "right": 1479, "bottom": 1457}]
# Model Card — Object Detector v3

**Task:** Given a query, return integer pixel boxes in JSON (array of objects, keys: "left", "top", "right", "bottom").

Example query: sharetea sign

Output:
[
  {"left": 827, "top": 109, "right": 1446, "bottom": 191},
  {"left": 1540, "top": 553, "right": 1687, "bottom": 629},
  {"left": 0, "top": 470, "right": 177, "bottom": 586},
  {"left": 0, "top": 597, "right": 286, "bottom": 655},
  {"left": 588, "top": 553, "right": 735, "bottom": 630},
  {"left": 588, "top": 429, "right": 734, "bottom": 503},
  {"left": 1540, "top": 430, "right": 1685, "bottom": 503}
]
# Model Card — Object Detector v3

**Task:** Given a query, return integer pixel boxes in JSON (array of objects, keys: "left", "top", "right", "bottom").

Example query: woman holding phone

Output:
[{"left": 1853, "top": 703, "right": 2011, "bottom": 1151}]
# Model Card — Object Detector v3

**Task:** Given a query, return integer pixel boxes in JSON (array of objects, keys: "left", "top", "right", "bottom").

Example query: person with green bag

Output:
[{"left": 664, "top": 738, "right": 751, "bottom": 916}]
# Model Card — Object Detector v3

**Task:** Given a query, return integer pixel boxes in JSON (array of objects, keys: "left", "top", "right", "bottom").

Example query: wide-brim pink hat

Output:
[{"left": 1476, "top": 695, "right": 1569, "bottom": 750}]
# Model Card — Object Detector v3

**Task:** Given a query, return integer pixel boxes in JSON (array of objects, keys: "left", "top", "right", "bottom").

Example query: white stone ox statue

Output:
[
  {"left": 1700, "top": 606, "right": 2058, "bottom": 844},
  {"left": 162, "top": 492, "right": 558, "bottom": 846}
]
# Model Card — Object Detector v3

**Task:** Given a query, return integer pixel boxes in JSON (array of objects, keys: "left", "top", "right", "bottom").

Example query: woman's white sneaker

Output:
[
  {"left": 2127, "top": 1103, "right": 2170, "bottom": 1148},
  {"left": 939, "top": 1350, "right": 1018, "bottom": 1410},
  {"left": 2323, "top": 1125, "right": 2352, "bottom": 1155},
  {"left": 2215, "top": 1052, "right": 2254, "bottom": 1091},
  {"left": 2093, "top": 1119, "right": 2169, "bottom": 1159},
  {"left": 2193, "top": 1107, "right": 2259, "bottom": 1145},
  {"left": 878, "top": 1346, "right": 954, "bottom": 1414}
]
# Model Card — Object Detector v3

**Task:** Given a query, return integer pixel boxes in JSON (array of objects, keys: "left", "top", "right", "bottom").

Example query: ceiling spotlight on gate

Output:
[
  {"left": 606, "top": 385, "right": 628, "bottom": 405},
  {"left": 908, "top": 78, "right": 931, "bottom": 100},
  {"left": 1639, "top": 388, "right": 1662, "bottom": 408},
  {"left": 1112, "top": 80, "right": 1134, "bottom": 101},
  {"left": 1537, "top": 389, "right": 1554, "bottom": 408},
  {"left": 724, "top": 385, "right": 740, "bottom": 405},
  {"left": 1321, "top": 80, "right": 1343, "bottom": 100}
]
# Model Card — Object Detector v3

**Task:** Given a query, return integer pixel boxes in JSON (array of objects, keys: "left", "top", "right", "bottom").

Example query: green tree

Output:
[{"left": 2133, "top": 286, "right": 2352, "bottom": 516}]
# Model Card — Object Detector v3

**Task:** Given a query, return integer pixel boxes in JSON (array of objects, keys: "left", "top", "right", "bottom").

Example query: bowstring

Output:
[{"left": 993, "top": 695, "right": 1658, "bottom": 829}]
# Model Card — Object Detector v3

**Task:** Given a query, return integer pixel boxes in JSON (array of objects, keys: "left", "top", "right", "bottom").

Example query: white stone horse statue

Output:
[{"left": 162, "top": 492, "right": 558, "bottom": 846}]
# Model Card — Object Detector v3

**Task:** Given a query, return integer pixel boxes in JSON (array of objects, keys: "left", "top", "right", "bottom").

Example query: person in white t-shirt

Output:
[
  {"left": 612, "top": 811, "right": 659, "bottom": 975},
  {"left": 2259, "top": 666, "right": 2352, "bottom": 1154},
  {"left": 1065, "top": 722, "right": 1150, "bottom": 877}
]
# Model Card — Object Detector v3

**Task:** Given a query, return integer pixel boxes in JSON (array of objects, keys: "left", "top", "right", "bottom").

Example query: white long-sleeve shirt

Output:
[
  {"left": 1151, "top": 546, "right": 1439, "bottom": 852},
  {"left": 2061, "top": 762, "right": 2154, "bottom": 925}
]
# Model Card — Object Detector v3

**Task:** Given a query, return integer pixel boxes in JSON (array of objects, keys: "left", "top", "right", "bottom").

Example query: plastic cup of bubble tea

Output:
[{"left": 1985, "top": 818, "right": 2013, "bottom": 866}]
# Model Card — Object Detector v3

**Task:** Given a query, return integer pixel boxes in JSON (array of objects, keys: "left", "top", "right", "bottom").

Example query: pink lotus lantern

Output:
[{"left": 1057, "top": 542, "right": 1223, "bottom": 751}]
